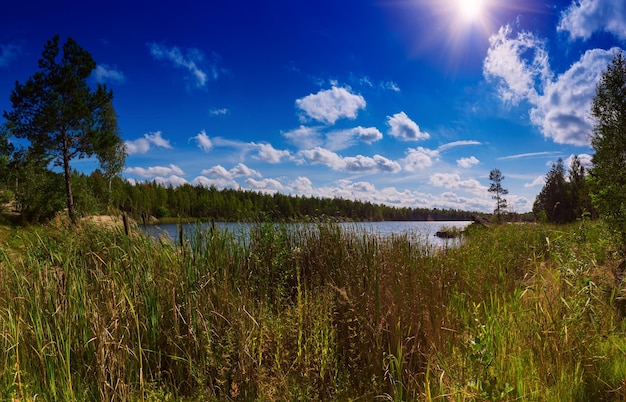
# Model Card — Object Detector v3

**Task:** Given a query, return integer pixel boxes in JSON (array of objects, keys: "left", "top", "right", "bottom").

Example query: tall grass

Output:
[{"left": 0, "top": 218, "right": 625, "bottom": 400}]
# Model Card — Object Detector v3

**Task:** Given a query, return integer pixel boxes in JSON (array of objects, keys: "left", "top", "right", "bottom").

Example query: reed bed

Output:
[{"left": 0, "top": 219, "right": 625, "bottom": 400}]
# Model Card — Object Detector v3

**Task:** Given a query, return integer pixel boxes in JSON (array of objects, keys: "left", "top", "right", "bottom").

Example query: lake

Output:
[{"left": 142, "top": 220, "right": 474, "bottom": 248}]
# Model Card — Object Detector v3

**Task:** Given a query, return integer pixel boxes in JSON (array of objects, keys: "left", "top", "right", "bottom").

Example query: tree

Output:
[
  {"left": 568, "top": 155, "right": 594, "bottom": 219},
  {"left": 488, "top": 168, "right": 508, "bottom": 222},
  {"left": 589, "top": 51, "right": 626, "bottom": 252},
  {"left": 0, "top": 124, "right": 14, "bottom": 184},
  {"left": 533, "top": 158, "right": 573, "bottom": 223},
  {"left": 3, "top": 35, "right": 122, "bottom": 222}
]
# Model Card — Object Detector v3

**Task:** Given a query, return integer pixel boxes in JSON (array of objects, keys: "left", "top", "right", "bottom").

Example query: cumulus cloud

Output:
[
  {"left": 299, "top": 147, "right": 345, "bottom": 170},
  {"left": 386, "top": 112, "right": 430, "bottom": 141},
  {"left": 558, "top": 0, "right": 626, "bottom": 41},
  {"left": 429, "top": 173, "right": 488, "bottom": 196},
  {"left": 484, "top": 23, "right": 623, "bottom": 145},
  {"left": 289, "top": 177, "right": 314, "bottom": 194},
  {"left": 299, "top": 147, "right": 401, "bottom": 173},
  {"left": 245, "top": 178, "right": 284, "bottom": 192},
  {"left": 325, "top": 126, "right": 383, "bottom": 150},
  {"left": 283, "top": 126, "right": 323, "bottom": 149},
  {"left": 154, "top": 175, "right": 188, "bottom": 187},
  {"left": 192, "top": 130, "right": 213, "bottom": 152},
  {"left": 0, "top": 43, "right": 20, "bottom": 67},
  {"left": 124, "top": 131, "right": 172, "bottom": 155},
  {"left": 93, "top": 64, "right": 126, "bottom": 84},
  {"left": 253, "top": 143, "right": 291, "bottom": 163},
  {"left": 295, "top": 86, "right": 366, "bottom": 124},
  {"left": 483, "top": 25, "right": 551, "bottom": 105},
  {"left": 343, "top": 154, "right": 401, "bottom": 173},
  {"left": 200, "top": 163, "right": 261, "bottom": 179},
  {"left": 124, "top": 164, "right": 184, "bottom": 178},
  {"left": 530, "top": 47, "right": 618, "bottom": 146},
  {"left": 193, "top": 176, "right": 238, "bottom": 189},
  {"left": 402, "top": 147, "right": 439, "bottom": 171},
  {"left": 457, "top": 156, "right": 480, "bottom": 168},
  {"left": 149, "top": 43, "right": 220, "bottom": 88}
]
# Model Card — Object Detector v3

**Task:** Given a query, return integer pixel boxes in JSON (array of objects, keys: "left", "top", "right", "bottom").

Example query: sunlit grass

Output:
[{"left": 0, "top": 218, "right": 625, "bottom": 400}]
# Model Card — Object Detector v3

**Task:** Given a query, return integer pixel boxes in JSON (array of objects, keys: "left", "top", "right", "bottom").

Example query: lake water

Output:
[{"left": 142, "top": 220, "right": 473, "bottom": 248}]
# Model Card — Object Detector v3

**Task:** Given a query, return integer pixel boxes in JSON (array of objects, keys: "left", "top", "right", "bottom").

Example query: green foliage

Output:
[
  {"left": 534, "top": 156, "right": 595, "bottom": 224},
  {"left": 488, "top": 168, "right": 508, "bottom": 221},
  {"left": 2, "top": 35, "right": 122, "bottom": 222},
  {"left": 14, "top": 160, "right": 66, "bottom": 222},
  {"left": 590, "top": 51, "right": 626, "bottom": 253}
]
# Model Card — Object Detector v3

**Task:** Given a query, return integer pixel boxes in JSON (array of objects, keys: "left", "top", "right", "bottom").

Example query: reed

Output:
[{"left": 0, "top": 218, "right": 624, "bottom": 400}]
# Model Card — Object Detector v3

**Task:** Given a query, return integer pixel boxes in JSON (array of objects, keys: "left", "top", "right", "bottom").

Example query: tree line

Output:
[{"left": 0, "top": 165, "right": 480, "bottom": 222}]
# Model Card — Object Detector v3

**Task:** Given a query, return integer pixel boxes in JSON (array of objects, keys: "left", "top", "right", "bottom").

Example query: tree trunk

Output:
[{"left": 62, "top": 132, "right": 76, "bottom": 223}]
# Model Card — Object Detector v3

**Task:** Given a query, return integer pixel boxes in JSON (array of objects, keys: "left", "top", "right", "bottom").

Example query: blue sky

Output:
[{"left": 1, "top": 0, "right": 625, "bottom": 213}]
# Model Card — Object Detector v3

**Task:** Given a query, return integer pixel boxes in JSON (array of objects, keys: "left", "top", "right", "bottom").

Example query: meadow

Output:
[{"left": 0, "top": 217, "right": 625, "bottom": 401}]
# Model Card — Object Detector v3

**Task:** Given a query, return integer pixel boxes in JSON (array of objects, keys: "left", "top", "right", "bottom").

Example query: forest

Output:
[{"left": 0, "top": 166, "right": 490, "bottom": 223}]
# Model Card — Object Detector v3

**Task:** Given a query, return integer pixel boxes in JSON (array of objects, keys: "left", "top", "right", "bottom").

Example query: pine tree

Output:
[
  {"left": 488, "top": 168, "right": 508, "bottom": 222},
  {"left": 3, "top": 35, "right": 122, "bottom": 222}
]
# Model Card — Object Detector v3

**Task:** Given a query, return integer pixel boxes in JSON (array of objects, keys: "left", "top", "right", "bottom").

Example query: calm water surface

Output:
[{"left": 143, "top": 221, "right": 473, "bottom": 248}]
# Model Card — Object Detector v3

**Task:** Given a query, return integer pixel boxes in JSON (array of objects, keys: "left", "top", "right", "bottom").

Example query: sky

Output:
[{"left": 1, "top": 0, "right": 625, "bottom": 213}]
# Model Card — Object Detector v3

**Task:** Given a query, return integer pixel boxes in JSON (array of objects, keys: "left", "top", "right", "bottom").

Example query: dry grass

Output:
[{"left": 0, "top": 219, "right": 624, "bottom": 400}]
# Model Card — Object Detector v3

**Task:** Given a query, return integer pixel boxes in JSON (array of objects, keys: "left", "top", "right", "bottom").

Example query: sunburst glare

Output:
[{"left": 457, "top": 0, "right": 485, "bottom": 22}]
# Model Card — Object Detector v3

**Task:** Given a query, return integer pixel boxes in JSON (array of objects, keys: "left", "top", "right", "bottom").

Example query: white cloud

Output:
[
  {"left": 565, "top": 153, "right": 593, "bottom": 171},
  {"left": 483, "top": 25, "right": 551, "bottom": 105},
  {"left": 343, "top": 154, "right": 401, "bottom": 173},
  {"left": 154, "top": 175, "right": 188, "bottom": 187},
  {"left": 124, "top": 164, "right": 184, "bottom": 178},
  {"left": 149, "top": 43, "right": 219, "bottom": 88},
  {"left": 124, "top": 131, "right": 172, "bottom": 155},
  {"left": 93, "top": 64, "right": 126, "bottom": 84},
  {"left": 209, "top": 108, "right": 230, "bottom": 115},
  {"left": 438, "top": 140, "right": 482, "bottom": 152},
  {"left": 245, "top": 178, "right": 284, "bottom": 192},
  {"left": 484, "top": 24, "right": 623, "bottom": 145},
  {"left": 0, "top": 43, "right": 20, "bottom": 67},
  {"left": 295, "top": 86, "right": 366, "bottom": 124},
  {"left": 524, "top": 175, "right": 545, "bottom": 188},
  {"left": 381, "top": 81, "right": 401, "bottom": 92},
  {"left": 325, "top": 126, "right": 383, "bottom": 151},
  {"left": 402, "top": 147, "right": 439, "bottom": 171},
  {"left": 386, "top": 111, "right": 430, "bottom": 141},
  {"left": 457, "top": 156, "right": 480, "bottom": 168},
  {"left": 283, "top": 126, "right": 323, "bottom": 149},
  {"left": 192, "top": 130, "right": 213, "bottom": 152},
  {"left": 200, "top": 163, "right": 261, "bottom": 179},
  {"left": 299, "top": 147, "right": 400, "bottom": 173},
  {"left": 353, "top": 126, "right": 383, "bottom": 144},
  {"left": 558, "top": 0, "right": 626, "bottom": 41},
  {"left": 193, "top": 176, "right": 238, "bottom": 189},
  {"left": 289, "top": 177, "right": 314, "bottom": 194},
  {"left": 530, "top": 47, "right": 618, "bottom": 145},
  {"left": 497, "top": 151, "right": 560, "bottom": 160},
  {"left": 429, "top": 172, "right": 488, "bottom": 196},
  {"left": 231, "top": 163, "right": 262, "bottom": 178},
  {"left": 253, "top": 143, "right": 291, "bottom": 163},
  {"left": 299, "top": 147, "right": 345, "bottom": 170}
]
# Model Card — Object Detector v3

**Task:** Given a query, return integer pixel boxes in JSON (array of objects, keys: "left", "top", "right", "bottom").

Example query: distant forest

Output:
[{"left": 64, "top": 171, "right": 525, "bottom": 223}]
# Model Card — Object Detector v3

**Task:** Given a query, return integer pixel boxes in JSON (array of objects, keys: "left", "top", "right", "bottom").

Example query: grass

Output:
[{"left": 0, "top": 218, "right": 625, "bottom": 400}]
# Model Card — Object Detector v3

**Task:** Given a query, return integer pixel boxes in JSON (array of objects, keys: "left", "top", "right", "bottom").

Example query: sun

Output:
[{"left": 456, "top": 0, "right": 485, "bottom": 22}]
